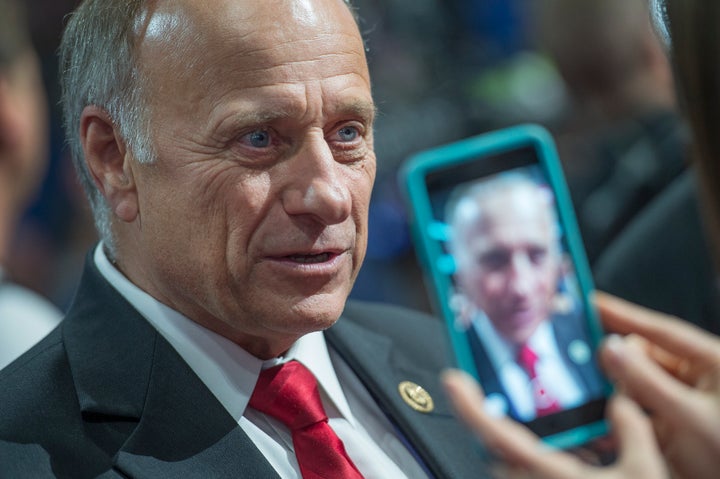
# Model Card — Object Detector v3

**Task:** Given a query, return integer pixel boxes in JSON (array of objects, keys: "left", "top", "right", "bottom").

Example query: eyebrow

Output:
[
  {"left": 231, "top": 100, "right": 377, "bottom": 128},
  {"left": 335, "top": 100, "right": 377, "bottom": 124},
  {"left": 234, "top": 108, "right": 295, "bottom": 126},
  {"left": 215, "top": 93, "right": 378, "bottom": 133}
]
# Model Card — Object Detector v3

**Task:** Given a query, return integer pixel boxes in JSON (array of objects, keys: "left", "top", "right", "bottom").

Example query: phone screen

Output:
[{"left": 402, "top": 127, "right": 609, "bottom": 446}]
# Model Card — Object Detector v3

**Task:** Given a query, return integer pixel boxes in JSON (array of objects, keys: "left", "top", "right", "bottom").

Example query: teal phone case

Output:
[{"left": 399, "top": 124, "right": 610, "bottom": 450}]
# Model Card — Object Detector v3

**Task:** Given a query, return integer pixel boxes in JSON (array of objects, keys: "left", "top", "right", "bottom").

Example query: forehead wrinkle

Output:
[
  {"left": 206, "top": 70, "right": 373, "bottom": 124},
  {"left": 211, "top": 36, "right": 367, "bottom": 72},
  {"left": 209, "top": 56, "right": 367, "bottom": 85},
  {"left": 189, "top": 38, "right": 368, "bottom": 100}
]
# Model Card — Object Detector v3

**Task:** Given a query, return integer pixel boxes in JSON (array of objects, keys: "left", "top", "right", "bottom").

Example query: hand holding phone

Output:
[
  {"left": 400, "top": 124, "right": 610, "bottom": 449},
  {"left": 441, "top": 369, "right": 667, "bottom": 478}
]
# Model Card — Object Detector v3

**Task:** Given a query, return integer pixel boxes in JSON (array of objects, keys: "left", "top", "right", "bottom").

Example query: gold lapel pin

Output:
[{"left": 398, "top": 381, "right": 434, "bottom": 413}]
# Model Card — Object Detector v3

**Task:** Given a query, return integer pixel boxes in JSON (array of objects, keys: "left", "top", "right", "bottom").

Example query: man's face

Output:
[
  {"left": 454, "top": 183, "right": 561, "bottom": 345},
  {"left": 117, "top": 0, "right": 375, "bottom": 358}
]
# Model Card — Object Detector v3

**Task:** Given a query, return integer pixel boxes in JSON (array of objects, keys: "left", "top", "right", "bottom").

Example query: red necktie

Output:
[
  {"left": 249, "top": 360, "right": 365, "bottom": 479},
  {"left": 517, "top": 343, "right": 562, "bottom": 416}
]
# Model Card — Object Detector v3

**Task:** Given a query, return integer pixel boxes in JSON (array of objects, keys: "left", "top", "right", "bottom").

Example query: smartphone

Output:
[{"left": 399, "top": 124, "right": 611, "bottom": 449}]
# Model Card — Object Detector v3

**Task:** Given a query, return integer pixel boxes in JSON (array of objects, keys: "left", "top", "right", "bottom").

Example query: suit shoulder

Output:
[
  {"left": 341, "top": 299, "right": 446, "bottom": 352},
  {"left": 0, "top": 326, "right": 80, "bottom": 439},
  {"left": 0, "top": 326, "right": 65, "bottom": 380},
  {"left": 0, "top": 326, "right": 114, "bottom": 476}
]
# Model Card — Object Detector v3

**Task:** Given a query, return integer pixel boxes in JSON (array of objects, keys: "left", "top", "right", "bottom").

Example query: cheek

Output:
[
  {"left": 138, "top": 168, "right": 243, "bottom": 252},
  {"left": 462, "top": 271, "right": 499, "bottom": 306},
  {"left": 536, "top": 266, "right": 560, "bottom": 294},
  {"left": 478, "top": 272, "right": 504, "bottom": 296},
  {"left": 229, "top": 175, "right": 273, "bottom": 219},
  {"left": 348, "top": 171, "right": 374, "bottom": 232},
  {"left": 176, "top": 165, "right": 272, "bottom": 225}
]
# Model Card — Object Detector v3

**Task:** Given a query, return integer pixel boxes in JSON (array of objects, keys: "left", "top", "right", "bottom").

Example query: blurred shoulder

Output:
[
  {"left": 0, "top": 326, "right": 75, "bottom": 419},
  {"left": 0, "top": 281, "right": 63, "bottom": 370}
]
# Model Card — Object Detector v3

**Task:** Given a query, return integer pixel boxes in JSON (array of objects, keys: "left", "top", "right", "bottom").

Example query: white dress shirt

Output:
[
  {"left": 475, "top": 314, "right": 585, "bottom": 421},
  {"left": 94, "top": 244, "right": 429, "bottom": 479}
]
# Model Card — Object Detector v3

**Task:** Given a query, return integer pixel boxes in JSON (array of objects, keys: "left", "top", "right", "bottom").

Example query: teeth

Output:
[{"left": 289, "top": 253, "right": 331, "bottom": 264}]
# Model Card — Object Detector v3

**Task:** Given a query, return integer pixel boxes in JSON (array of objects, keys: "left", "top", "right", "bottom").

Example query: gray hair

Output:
[
  {"left": 60, "top": 0, "right": 359, "bottom": 258},
  {"left": 60, "top": 0, "right": 156, "bottom": 257}
]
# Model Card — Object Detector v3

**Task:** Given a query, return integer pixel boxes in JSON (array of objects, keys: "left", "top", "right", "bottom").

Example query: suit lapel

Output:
[
  {"left": 551, "top": 314, "right": 606, "bottom": 396},
  {"left": 63, "top": 255, "right": 280, "bottom": 479},
  {"left": 465, "top": 328, "right": 521, "bottom": 419},
  {"left": 112, "top": 337, "right": 280, "bottom": 479},
  {"left": 326, "top": 306, "right": 492, "bottom": 479}
]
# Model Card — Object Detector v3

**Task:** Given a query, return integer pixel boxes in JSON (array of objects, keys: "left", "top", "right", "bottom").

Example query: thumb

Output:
[{"left": 609, "top": 394, "right": 669, "bottom": 478}]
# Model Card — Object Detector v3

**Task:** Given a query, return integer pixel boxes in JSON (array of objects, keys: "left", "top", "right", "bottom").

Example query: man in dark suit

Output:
[
  {"left": 0, "top": 0, "right": 488, "bottom": 477},
  {"left": 446, "top": 172, "right": 606, "bottom": 422}
]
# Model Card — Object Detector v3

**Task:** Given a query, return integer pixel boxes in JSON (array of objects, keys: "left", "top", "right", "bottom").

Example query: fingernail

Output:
[
  {"left": 440, "top": 369, "right": 463, "bottom": 394},
  {"left": 604, "top": 334, "right": 625, "bottom": 357}
]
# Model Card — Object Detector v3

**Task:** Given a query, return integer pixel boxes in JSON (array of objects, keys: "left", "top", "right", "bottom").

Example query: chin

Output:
[{"left": 286, "top": 292, "right": 348, "bottom": 331}]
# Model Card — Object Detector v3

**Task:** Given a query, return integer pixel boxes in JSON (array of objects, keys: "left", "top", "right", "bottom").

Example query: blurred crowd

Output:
[{"left": 8, "top": 0, "right": 715, "bottom": 332}]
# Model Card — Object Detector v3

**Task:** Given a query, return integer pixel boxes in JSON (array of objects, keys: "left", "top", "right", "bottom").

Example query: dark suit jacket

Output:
[
  {"left": 0, "top": 256, "right": 491, "bottom": 478},
  {"left": 594, "top": 170, "right": 720, "bottom": 335},
  {"left": 467, "top": 312, "right": 606, "bottom": 420}
]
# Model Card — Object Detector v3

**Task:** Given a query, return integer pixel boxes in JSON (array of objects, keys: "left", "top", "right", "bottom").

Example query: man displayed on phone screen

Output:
[{"left": 445, "top": 170, "right": 605, "bottom": 422}]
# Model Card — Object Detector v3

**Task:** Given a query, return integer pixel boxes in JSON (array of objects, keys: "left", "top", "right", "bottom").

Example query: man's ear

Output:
[{"left": 80, "top": 106, "right": 138, "bottom": 223}]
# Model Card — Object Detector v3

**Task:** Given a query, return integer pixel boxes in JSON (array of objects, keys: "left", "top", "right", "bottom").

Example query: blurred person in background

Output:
[
  {"left": 6, "top": 0, "right": 98, "bottom": 312},
  {"left": 0, "top": 0, "right": 62, "bottom": 370},
  {"left": 537, "top": 0, "right": 686, "bottom": 263},
  {"left": 443, "top": 0, "right": 720, "bottom": 477},
  {"left": 537, "top": 0, "right": 720, "bottom": 335}
]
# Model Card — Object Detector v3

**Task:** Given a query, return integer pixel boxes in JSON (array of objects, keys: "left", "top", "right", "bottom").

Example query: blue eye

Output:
[
  {"left": 337, "top": 126, "right": 359, "bottom": 142},
  {"left": 245, "top": 129, "right": 271, "bottom": 148}
]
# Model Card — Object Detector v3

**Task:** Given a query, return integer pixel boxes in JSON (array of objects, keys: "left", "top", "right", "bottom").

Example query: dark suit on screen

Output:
[{"left": 0, "top": 254, "right": 491, "bottom": 478}]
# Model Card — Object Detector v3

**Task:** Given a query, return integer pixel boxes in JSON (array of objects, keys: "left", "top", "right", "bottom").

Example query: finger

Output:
[
  {"left": 442, "top": 370, "right": 588, "bottom": 479},
  {"left": 595, "top": 292, "right": 720, "bottom": 365},
  {"left": 600, "top": 334, "right": 697, "bottom": 422},
  {"left": 608, "top": 394, "right": 668, "bottom": 477},
  {"left": 624, "top": 335, "right": 698, "bottom": 384}
]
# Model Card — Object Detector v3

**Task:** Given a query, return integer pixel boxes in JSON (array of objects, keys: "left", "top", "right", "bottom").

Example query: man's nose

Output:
[
  {"left": 281, "top": 134, "right": 352, "bottom": 225},
  {"left": 507, "top": 254, "right": 533, "bottom": 296}
]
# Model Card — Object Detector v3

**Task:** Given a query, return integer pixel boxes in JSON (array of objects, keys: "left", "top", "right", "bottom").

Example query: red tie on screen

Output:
[
  {"left": 517, "top": 343, "right": 562, "bottom": 417},
  {"left": 249, "top": 360, "right": 365, "bottom": 479}
]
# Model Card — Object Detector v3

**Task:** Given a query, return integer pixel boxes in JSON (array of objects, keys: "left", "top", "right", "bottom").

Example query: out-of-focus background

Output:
[{"left": 12, "top": 0, "right": 704, "bottom": 326}]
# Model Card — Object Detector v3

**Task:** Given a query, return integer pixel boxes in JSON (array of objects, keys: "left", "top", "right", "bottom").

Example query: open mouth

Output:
[{"left": 286, "top": 252, "right": 333, "bottom": 264}]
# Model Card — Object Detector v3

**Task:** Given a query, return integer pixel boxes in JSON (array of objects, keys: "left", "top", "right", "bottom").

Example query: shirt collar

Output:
[
  {"left": 279, "top": 330, "right": 358, "bottom": 427},
  {"left": 527, "top": 320, "right": 555, "bottom": 357},
  {"left": 475, "top": 313, "right": 554, "bottom": 367},
  {"left": 93, "top": 242, "right": 357, "bottom": 426},
  {"left": 475, "top": 313, "right": 514, "bottom": 369}
]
